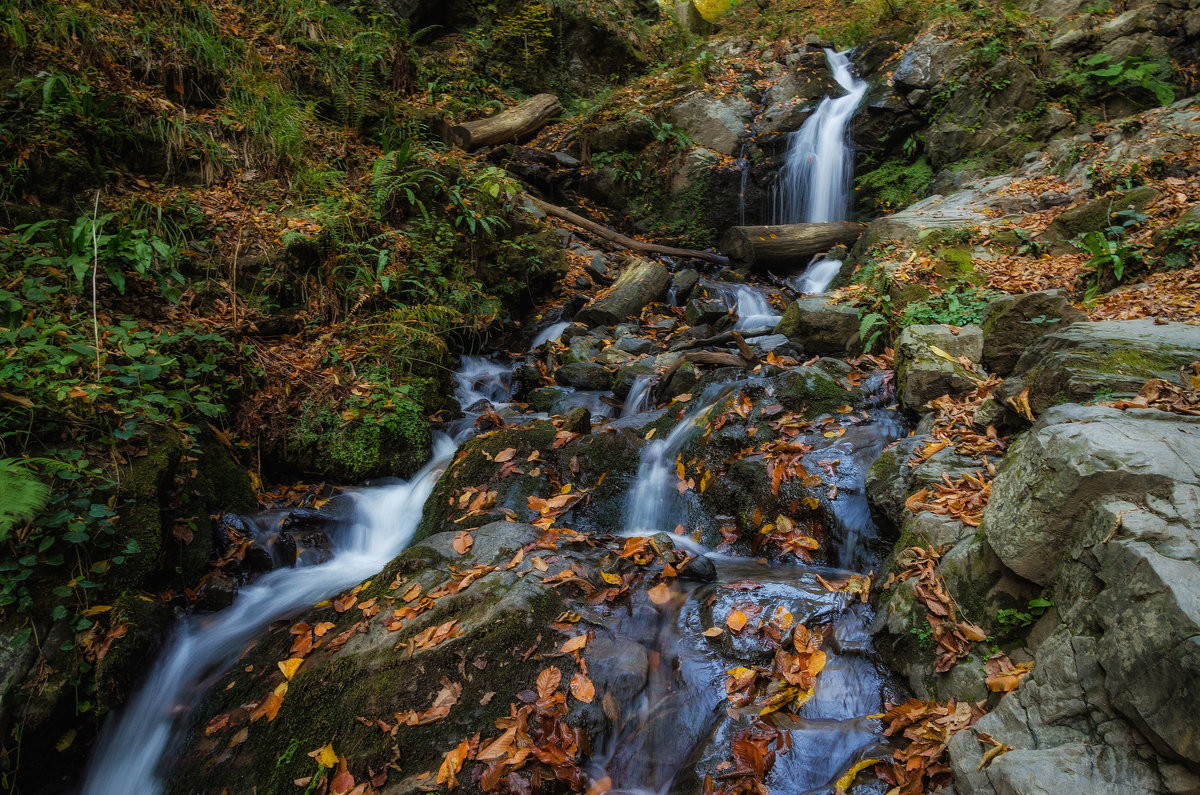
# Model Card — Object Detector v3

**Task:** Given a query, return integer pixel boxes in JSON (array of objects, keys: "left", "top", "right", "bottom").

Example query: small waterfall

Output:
[
  {"left": 82, "top": 435, "right": 457, "bottom": 795},
  {"left": 794, "top": 255, "right": 842, "bottom": 295},
  {"left": 773, "top": 49, "right": 867, "bottom": 225},
  {"left": 453, "top": 355, "right": 515, "bottom": 409},
  {"left": 708, "top": 282, "right": 781, "bottom": 331},
  {"left": 530, "top": 320, "right": 570, "bottom": 350},
  {"left": 621, "top": 375, "right": 655, "bottom": 419}
]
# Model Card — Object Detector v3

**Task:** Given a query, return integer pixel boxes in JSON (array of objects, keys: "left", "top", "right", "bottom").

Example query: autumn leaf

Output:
[
  {"left": 452, "top": 531, "right": 473, "bottom": 555},
  {"left": 278, "top": 658, "right": 303, "bottom": 680},
  {"left": 537, "top": 666, "right": 562, "bottom": 699},
  {"left": 647, "top": 583, "right": 672, "bottom": 605},
  {"left": 561, "top": 635, "right": 587, "bottom": 654},
  {"left": 310, "top": 743, "right": 338, "bottom": 768},
  {"left": 726, "top": 610, "right": 747, "bottom": 632},
  {"left": 494, "top": 447, "right": 516, "bottom": 462},
  {"left": 702, "top": 627, "right": 724, "bottom": 637},
  {"left": 333, "top": 593, "right": 357, "bottom": 613},
  {"left": 570, "top": 672, "right": 595, "bottom": 703},
  {"left": 437, "top": 739, "right": 470, "bottom": 788}
]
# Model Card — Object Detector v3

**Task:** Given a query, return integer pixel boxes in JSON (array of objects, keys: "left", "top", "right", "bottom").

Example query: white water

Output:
[
  {"left": 85, "top": 356, "right": 515, "bottom": 793},
  {"left": 728, "top": 283, "right": 781, "bottom": 330},
  {"left": 83, "top": 434, "right": 456, "bottom": 795},
  {"left": 773, "top": 49, "right": 867, "bottom": 225},
  {"left": 795, "top": 255, "right": 841, "bottom": 294},
  {"left": 621, "top": 375, "right": 655, "bottom": 419},
  {"left": 454, "top": 355, "right": 515, "bottom": 409},
  {"left": 530, "top": 321, "right": 570, "bottom": 350},
  {"left": 623, "top": 385, "right": 733, "bottom": 539}
]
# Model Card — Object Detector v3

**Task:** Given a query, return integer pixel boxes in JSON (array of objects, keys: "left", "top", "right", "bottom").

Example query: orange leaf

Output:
[
  {"left": 278, "top": 658, "right": 304, "bottom": 680},
  {"left": 494, "top": 447, "right": 516, "bottom": 462},
  {"left": 647, "top": 583, "right": 672, "bottom": 605},
  {"left": 570, "top": 672, "right": 595, "bottom": 703},
  {"left": 561, "top": 635, "right": 587, "bottom": 654},
  {"left": 536, "top": 666, "right": 562, "bottom": 699},
  {"left": 726, "top": 610, "right": 747, "bottom": 632}
]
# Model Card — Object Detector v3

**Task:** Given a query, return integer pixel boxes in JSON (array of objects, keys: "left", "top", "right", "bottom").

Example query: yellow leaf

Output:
[
  {"left": 570, "top": 672, "right": 596, "bottom": 703},
  {"left": 81, "top": 605, "right": 112, "bottom": 616},
  {"left": 726, "top": 610, "right": 747, "bottom": 632},
  {"left": 833, "top": 757, "right": 881, "bottom": 794},
  {"left": 601, "top": 571, "right": 623, "bottom": 585},
  {"left": 313, "top": 743, "right": 338, "bottom": 768},
  {"left": 278, "top": 658, "right": 304, "bottom": 680},
  {"left": 54, "top": 729, "right": 76, "bottom": 752},
  {"left": 351, "top": 580, "right": 372, "bottom": 594},
  {"left": 702, "top": 627, "right": 724, "bottom": 637},
  {"left": 644, "top": 428, "right": 656, "bottom": 440}
]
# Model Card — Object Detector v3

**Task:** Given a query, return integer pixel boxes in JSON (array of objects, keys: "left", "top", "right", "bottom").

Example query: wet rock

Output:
[
  {"left": 684, "top": 298, "right": 730, "bottom": 327},
  {"left": 562, "top": 406, "right": 592, "bottom": 436},
  {"left": 997, "top": 319, "right": 1200, "bottom": 414},
  {"left": 667, "top": 362, "right": 701, "bottom": 398},
  {"left": 614, "top": 359, "right": 655, "bottom": 398},
  {"left": 564, "top": 335, "right": 601, "bottom": 364},
  {"left": 776, "top": 298, "right": 861, "bottom": 355},
  {"left": 528, "top": 385, "right": 572, "bottom": 414},
  {"left": 194, "top": 572, "right": 239, "bottom": 610},
  {"left": 595, "top": 345, "right": 634, "bottom": 367},
  {"left": 892, "top": 30, "right": 969, "bottom": 92},
  {"left": 775, "top": 366, "right": 853, "bottom": 415},
  {"left": 615, "top": 335, "right": 652, "bottom": 355},
  {"left": 667, "top": 92, "right": 753, "bottom": 156},
  {"left": 979, "top": 289, "right": 1087, "bottom": 377},
  {"left": 670, "top": 268, "right": 701, "bottom": 304},
  {"left": 574, "top": 257, "right": 670, "bottom": 327},
  {"left": 677, "top": 553, "right": 717, "bottom": 583},
  {"left": 749, "top": 333, "right": 794, "bottom": 358},
  {"left": 556, "top": 361, "right": 613, "bottom": 391},
  {"left": 895, "top": 324, "right": 984, "bottom": 412}
]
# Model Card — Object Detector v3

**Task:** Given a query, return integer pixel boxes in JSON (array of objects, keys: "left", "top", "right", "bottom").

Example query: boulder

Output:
[
  {"left": 669, "top": 268, "right": 701, "bottom": 304},
  {"left": 999, "top": 319, "right": 1200, "bottom": 413},
  {"left": 667, "top": 93, "right": 753, "bottom": 156},
  {"left": 574, "top": 257, "right": 670, "bottom": 327},
  {"left": 684, "top": 298, "right": 730, "bottom": 326},
  {"left": 892, "top": 31, "right": 968, "bottom": 92},
  {"left": 894, "top": 324, "right": 984, "bottom": 412},
  {"left": 776, "top": 297, "right": 861, "bottom": 355},
  {"left": 978, "top": 289, "right": 1086, "bottom": 376},
  {"left": 555, "top": 361, "right": 613, "bottom": 391},
  {"left": 1037, "top": 186, "right": 1161, "bottom": 250}
]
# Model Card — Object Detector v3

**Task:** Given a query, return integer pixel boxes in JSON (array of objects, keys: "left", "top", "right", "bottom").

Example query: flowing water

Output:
[
  {"left": 773, "top": 50, "right": 867, "bottom": 225},
  {"left": 531, "top": 320, "right": 571, "bottom": 350},
  {"left": 793, "top": 255, "right": 842, "bottom": 295},
  {"left": 83, "top": 358, "right": 517, "bottom": 794},
  {"left": 621, "top": 374, "right": 656, "bottom": 419}
]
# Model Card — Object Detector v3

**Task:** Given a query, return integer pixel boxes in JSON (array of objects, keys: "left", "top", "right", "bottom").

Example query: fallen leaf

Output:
[
  {"left": 647, "top": 583, "right": 672, "bottom": 605},
  {"left": 726, "top": 610, "right": 748, "bottom": 632},
  {"left": 278, "top": 658, "right": 304, "bottom": 680},
  {"left": 570, "top": 672, "right": 595, "bottom": 703},
  {"left": 561, "top": 635, "right": 587, "bottom": 653}
]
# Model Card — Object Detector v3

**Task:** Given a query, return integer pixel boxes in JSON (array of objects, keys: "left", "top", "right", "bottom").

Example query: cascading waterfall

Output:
[
  {"left": 530, "top": 320, "right": 570, "bottom": 350},
  {"left": 83, "top": 357, "right": 517, "bottom": 794},
  {"left": 82, "top": 436, "right": 455, "bottom": 795},
  {"left": 621, "top": 374, "right": 655, "bottom": 419},
  {"left": 772, "top": 49, "right": 867, "bottom": 225},
  {"left": 728, "top": 283, "right": 781, "bottom": 330},
  {"left": 794, "top": 255, "right": 842, "bottom": 295}
]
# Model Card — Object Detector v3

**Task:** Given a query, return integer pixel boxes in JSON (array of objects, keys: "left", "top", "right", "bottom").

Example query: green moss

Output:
[
  {"left": 855, "top": 156, "right": 934, "bottom": 213},
  {"left": 95, "top": 591, "right": 171, "bottom": 709},
  {"left": 111, "top": 426, "right": 185, "bottom": 588},
  {"left": 1095, "top": 347, "right": 1178, "bottom": 377}
]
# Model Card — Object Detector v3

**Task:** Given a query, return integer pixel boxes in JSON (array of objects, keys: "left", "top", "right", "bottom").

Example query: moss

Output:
[
  {"left": 111, "top": 426, "right": 185, "bottom": 588},
  {"left": 776, "top": 367, "right": 853, "bottom": 416},
  {"left": 1095, "top": 347, "right": 1178, "bottom": 378},
  {"left": 287, "top": 395, "right": 432, "bottom": 483},
  {"left": 95, "top": 591, "right": 172, "bottom": 709}
]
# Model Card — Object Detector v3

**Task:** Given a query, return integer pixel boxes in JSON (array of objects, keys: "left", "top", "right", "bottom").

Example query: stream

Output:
[{"left": 83, "top": 48, "right": 895, "bottom": 795}]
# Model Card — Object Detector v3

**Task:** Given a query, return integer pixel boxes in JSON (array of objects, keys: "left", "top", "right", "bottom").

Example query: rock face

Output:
[
  {"left": 894, "top": 324, "right": 984, "bottom": 412},
  {"left": 978, "top": 289, "right": 1085, "bottom": 376},
  {"left": 998, "top": 319, "right": 1200, "bottom": 413},
  {"left": 776, "top": 297, "right": 860, "bottom": 355},
  {"left": 667, "top": 92, "right": 753, "bottom": 156},
  {"left": 945, "top": 403, "right": 1200, "bottom": 792},
  {"left": 574, "top": 257, "right": 670, "bottom": 327}
]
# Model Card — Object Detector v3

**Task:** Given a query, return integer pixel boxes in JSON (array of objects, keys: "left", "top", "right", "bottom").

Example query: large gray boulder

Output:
[
  {"left": 667, "top": 92, "right": 752, "bottom": 156},
  {"left": 895, "top": 324, "right": 984, "bottom": 412},
  {"left": 776, "top": 297, "right": 860, "bottom": 355},
  {"left": 997, "top": 319, "right": 1200, "bottom": 413},
  {"left": 979, "top": 289, "right": 1086, "bottom": 376}
]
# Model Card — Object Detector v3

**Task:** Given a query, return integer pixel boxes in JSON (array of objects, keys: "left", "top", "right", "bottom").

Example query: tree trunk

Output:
[
  {"left": 450, "top": 94, "right": 562, "bottom": 149},
  {"left": 574, "top": 257, "right": 671, "bottom": 327},
  {"left": 527, "top": 197, "right": 730, "bottom": 267},
  {"left": 721, "top": 223, "right": 867, "bottom": 269}
]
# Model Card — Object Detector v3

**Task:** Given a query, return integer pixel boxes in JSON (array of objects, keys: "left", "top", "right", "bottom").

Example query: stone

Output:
[
  {"left": 561, "top": 406, "right": 591, "bottom": 436},
  {"left": 667, "top": 92, "right": 753, "bottom": 156},
  {"left": 978, "top": 289, "right": 1086, "bottom": 376},
  {"left": 614, "top": 359, "right": 655, "bottom": 398},
  {"left": 667, "top": 362, "right": 700, "bottom": 398},
  {"left": 1037, "top": 186, "right": 1161, "bottom": 250},
  {"left": 564, "top": 335, "right": 601, "bottom": 365},
  {"left": 684, "top": 298, "right": 730, "bottom": 327},
  {"left": 528, "top": 386, "right": 572, "bottom": 414},
  {"left": 615, "top": 336, "right": 653, "bottom": 355},
  {"left": 749, "top": 333, "right": 793, "bottom": 357},
  {"left": 776, "top": 297, "right": 861, "bottom": 355},
  {"left": 594, "top": 346, "right": 634, "bottom": 367},
  {"left": 555, "top": 362, "right": 613, "bottom": 391},
  {"left": 669, "top": 268, "right": 701, "bottom": 304},
  {"left": 894, "top": 324, "right": 984, "bottom": 412},
  {"left": 892, "top": 31, "right": 968, "bottom": 92},
  {"left": 1000, "top": 319, "right": 1200, "bottom": 413}
]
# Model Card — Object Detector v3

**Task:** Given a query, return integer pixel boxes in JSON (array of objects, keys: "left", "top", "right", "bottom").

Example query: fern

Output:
[{"left": 0, "top": 458, "right": 51, "bottom": 541}]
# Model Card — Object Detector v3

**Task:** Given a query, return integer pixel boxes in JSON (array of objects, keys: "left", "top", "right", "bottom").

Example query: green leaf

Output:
[{"left": 0, "top": 459, "right": 51, "bottom": 541}]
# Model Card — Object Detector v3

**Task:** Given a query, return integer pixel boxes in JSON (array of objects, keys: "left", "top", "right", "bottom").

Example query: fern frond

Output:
[{"left": 0, "top": 458, "right": 51, "bottom": 540}]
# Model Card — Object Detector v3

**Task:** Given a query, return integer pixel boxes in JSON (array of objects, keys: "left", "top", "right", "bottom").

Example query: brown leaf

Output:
[
  {"left": 494, "top": 447, "right": 516, "bottom": 462},
  {"left": 537, "top": 666, "right": 562, "bottom": 699},
  {"left": 561, "top": 635, "right": 587, "bottom": 654},
  {"left": 452, "top": 531, "right": 474, "bottom": 555},
  {"left": 570, "top": 672, "right": 595, "bottom": 703},
  {"left": 726, "top": 610, "right": 747, "bottom": 632},
  {"left": 647, "top": 583, "right": 672, "bottom": 605}
]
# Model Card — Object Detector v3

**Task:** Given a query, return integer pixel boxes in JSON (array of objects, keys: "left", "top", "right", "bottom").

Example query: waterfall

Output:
[
  {"left": 621, "top": 374, "right": 655, "bottom": 419},
  {"left": 83, "top": 435, "right": 457, "bottom": 795},
  {"left": 794, "top": 255, "right": 842, "bottom": 295},
  {"left": 530, "top": 320, "right": 570, "bottom": 350},
  {"left": 773, "top": 49, "right": 867, "bottom": 225}
]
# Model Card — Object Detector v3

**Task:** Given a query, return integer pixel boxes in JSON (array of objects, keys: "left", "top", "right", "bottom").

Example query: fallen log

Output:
[
  {"left": 450, "top": 94, "right": 561, "bottom": 150},
  {"left": 527, "top": 196, "right": 730, "bottom": 267},
  {"left": 574, "top": 257, "right": 671, "bottom": 327},
  {"left": 721, "top": 222, "right": 866, "bottom": 269},
  {"left": 671, "top": 325, "right": 777, "bottom": 353},
  {"left": 655, "top": 349, "right": 756, "bottom": 401}
]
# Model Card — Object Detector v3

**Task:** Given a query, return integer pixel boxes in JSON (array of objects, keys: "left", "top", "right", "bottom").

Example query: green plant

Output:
[
  {"left": 858, "top": 311, "right": 889, "bottom": 353},
  {"left": 369, "top": 140, "right": 445, "bottom": 220},
  {"left": 1077, "top": 208, "right": 1146, "bottom": 301},
  {"left": 855, "top": 156, "right": 934, "bottom": 212},
  {"left": 900, "top": 287, "right": 999, "bottom": 327},
  {"left": 997, "top": 597, "right": 1053, "bottom": 629},
  {"left": 1068, "top": 53, "right": 1176, "bottom": 107},
  {"left": 0, "top": 458, "right": 51, "bottom": 540},
  {"left": 910, "top": 624, "right": 933, "bottom": 648}
]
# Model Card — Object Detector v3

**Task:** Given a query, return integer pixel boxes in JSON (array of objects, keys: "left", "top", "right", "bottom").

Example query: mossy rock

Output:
[
  {"left": 112, "top": 426, "right": 186, "bottom": 589},
  {"left": 286, "top": 396, "right": 433, "bottom": 483},
  {"left": 95, "top": 591, "right": 173, "bottom": 709},
  {"left": 170, "top": 523, "right": 577, "bottom": 794}
]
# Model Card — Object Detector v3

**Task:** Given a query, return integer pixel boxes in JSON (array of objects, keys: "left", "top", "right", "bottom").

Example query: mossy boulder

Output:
[
  {"left": 1036, "top": 186, "right": 1161, "bottom": 251},
  {"left": 997, "top": 319, "right": 1200, "bottom": 414},
  {"left": 777, "top": 298, "right": 861, "bottom": 355},
  {"left": 979, "top": 289, "right": 1086, "bottom": 376},
  {"left": 894, "top": 324, "right": 984, "bottom": 412}
]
